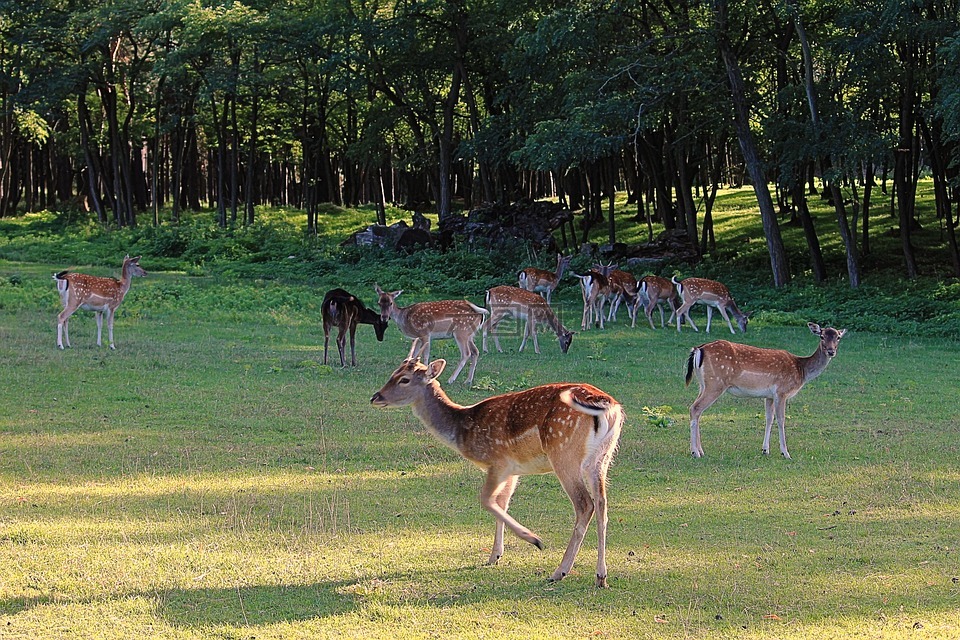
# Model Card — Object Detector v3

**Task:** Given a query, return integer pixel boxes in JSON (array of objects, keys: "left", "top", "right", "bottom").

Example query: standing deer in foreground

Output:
[
  {"left": 482, "top": 286, "right": 574, "bottom": 354},
  {"left": 54, "top": 255, "right": 147, "bottom": 350},
  {"left": 672, "top": 276, "right": 749, "bottom": 334},
  {"left": 518, "top": 254, "right": 572, "bottom": 305},
  {"left": 375, "top": 285, "right": 488, "bottom": 384},
  {"left": 685, "top": 323, "right": 847, "bottom": 459},
  {"left": 322, "top": 288, "right": 388, "bottom": 367},
  {"left": 371, "top": 357, "right": 624, "bottom": 587},
  {"left": 636, "top": 275, "right": 678, "bottom": 329}
]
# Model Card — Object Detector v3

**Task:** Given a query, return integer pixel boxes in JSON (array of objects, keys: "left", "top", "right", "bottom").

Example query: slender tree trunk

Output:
[{"left": 715, "top": 0, "right": 790, "bottom": 286}]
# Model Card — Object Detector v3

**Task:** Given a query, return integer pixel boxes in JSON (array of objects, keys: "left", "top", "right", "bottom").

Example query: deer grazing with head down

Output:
[
  {"left": 482, "top": 285, "right": 574, "bottom": 355},
  {"left": 685, "top": 322, "right": 847, "bottom": 459},
  {"left": 518, "top": 254, "right": 571, "bottom": 305},
  {"left": 53, "top": 255, "right": 147, "bottom": 350},
  {"left": 375, "top": 285, "right": 488, "bottom": 384},
  {"left": 371, "top": 355, "right": 624, "bottom": 587},
  {"left": 322, "top": 288, "right": 388, "bottom": 367},
  {"left": 636, "top": 275, "right": 678, "bottom": 329},
  {"left": 672, "top": 276, "right": 749, "bottom": 334}
]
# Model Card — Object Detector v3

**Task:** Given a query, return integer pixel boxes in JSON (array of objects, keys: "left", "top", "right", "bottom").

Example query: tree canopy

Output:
[{"left": 3, "top": 0, "right": 960, "bottom": 283}]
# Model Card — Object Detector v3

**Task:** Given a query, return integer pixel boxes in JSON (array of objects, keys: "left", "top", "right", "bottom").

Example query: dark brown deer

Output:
[{"left": 322, "top": 289, "right": 388, "bottom": 367}]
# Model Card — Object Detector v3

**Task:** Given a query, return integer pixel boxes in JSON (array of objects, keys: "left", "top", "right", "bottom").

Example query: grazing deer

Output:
[
  {"left": 574, "top": 271, "right": 612, "bottom": 331},
  {"left": 637, "top": 275, "right": 678, "bottom": 329},
  {"left": 685, "top": 323, "right": 847, "bottom": 459},
  {"left": 672, "top": 276, "right": 749, "bottom": 334},
  {"left": 375, "top": 285, "right": 488, "bottom": 384},
  {"left": 482, "top": 286, "right": 574, "bottom": 354},
  {"left": 53, "top": 255, "right": 147, "bottom": 350},
  {"left": 371, "top": 357, "right": 624, "bottom": 587},
  {"left": 322, "top": 288, "right": 388, "bottom": 367},
  {"left": 518, "top": 254, "right": 571, "bottom": 305}
]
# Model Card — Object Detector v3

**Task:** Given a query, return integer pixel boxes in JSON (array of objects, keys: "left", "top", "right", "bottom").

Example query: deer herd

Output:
[{"left": 52, "top": 253, "right": 847, "bottom": 587}]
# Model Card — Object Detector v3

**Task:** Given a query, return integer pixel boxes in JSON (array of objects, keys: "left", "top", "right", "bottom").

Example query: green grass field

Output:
[{"left": 1, "top": 249, "right": 959, "bottom": 638}]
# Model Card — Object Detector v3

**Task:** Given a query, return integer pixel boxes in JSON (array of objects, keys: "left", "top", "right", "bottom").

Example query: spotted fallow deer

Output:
[
  {"left": 636, "top": 275, "right": 678, "bottom": 329},
  {"left": 322, "top": 288, "right": 388, "bottom": 367},
  {"left": 518, "top": 254, "right": 571, "bottom": 305},
  {"left": 685, "top": 323, "right": 847, "bottom": 459},
  {"left": 574, "top": 270, "right": 612, "bottom": 331},
  {"left": 375, "top": 285, "right": 488, "bottom": 384},
  {"left": 482, "top": 285, "right": 574, "bottom": 354},
  {"left": 371, "top": 357, "right": 624, "bottom": 587},
  {"left": 591, "top": 264, "right": 639, "bottom": 325},
  {"left": 672, "top": 276, "right": 750, "bottom": 334},
  {"left": 53, "top": 255, "right": 147, "bottom": 350}
]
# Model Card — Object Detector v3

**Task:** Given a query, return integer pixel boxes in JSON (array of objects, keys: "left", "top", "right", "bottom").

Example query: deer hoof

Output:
[{"left": 596, "top": 574, "right": 609, "bottom": 589}]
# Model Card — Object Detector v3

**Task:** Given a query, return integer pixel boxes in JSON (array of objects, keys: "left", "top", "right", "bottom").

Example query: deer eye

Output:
[{"left": 398, "top": 377, "right": 411, "bottom": 385}]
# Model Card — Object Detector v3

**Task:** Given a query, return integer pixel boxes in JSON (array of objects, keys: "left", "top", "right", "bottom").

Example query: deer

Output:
[
  {"left": 636, "top": 275, "right": 678, "bottom": 329},
  {"left": 518, "top": 254, "right": 572, "bottom": 305},
  {"left": 685, "top": 322, "right": 847, "bottom": 459},
  {"left": 375, "top": 285, "right": 488, "bottom": 384},
  {"left": 482, "top": 286, "right": 574, "bottom": 355},
  {"left": 672, "top": 276, "right": 750, "bottom": 334},
  {"left": 370, "top": 356, "right": 624, "bottom": 587},
  {"left": 322, "top": 288, "right": 388, "bottom": 367},
  {"left": 53, "top": 255, "right": 147, "bottom": 350},
  {"left": 592, "top": 263, "right": 639, "bottom": 325},
  {"left": 573, "top": 270, "right": 612, "bottom": 331}
]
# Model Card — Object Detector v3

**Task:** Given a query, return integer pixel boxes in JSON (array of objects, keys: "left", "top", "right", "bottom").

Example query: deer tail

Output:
[{"left": 685, "top": 347, "right": 703, "bottom": 386}]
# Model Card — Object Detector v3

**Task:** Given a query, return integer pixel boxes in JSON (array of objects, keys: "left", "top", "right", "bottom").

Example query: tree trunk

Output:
[{"left": 715, "top": 0, "right": 791, "bottom": 287}]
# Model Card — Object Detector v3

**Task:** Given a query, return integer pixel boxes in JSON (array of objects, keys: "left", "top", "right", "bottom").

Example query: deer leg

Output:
[
  {"left": 480, "top": 469, "right": 543, "bottom": 550},
  {"left": 106, "top": 308, "right": 117, "bottom": 349},
  {"left": 775, "top": 398, "right": 790, "bottom": 459},
  {"left": 464, "top": 339, "right": 480, "bottom": 384},
  {"left": 349, "top": 322, "right": 358, "bottom": 366},
  {"left": 530, "top": 319, "right": 540, "bottom": 354},
  {"left": 705, "top": 306, "right": 714, "bottom": 333},
  {"left": 762, "top": 397, "right": 775, "bottom": 455},
  {"left": 94, "top": 311, "right": 104, "bottom": 347},
  {"left": 690, "top": 385, "right": 724, "bottom": 457},
  {"left": 715, "top": 305, "right": 736, "bottom": 334},
  {"left": 322, "top": 326, "right": 331, "bottom": 365},
  {"left": 57, "top": 306, "right": 76, "bottom": 349},
  {"left": 487, "top": 475, "right": 519, "bottom": 565},
  {"left": 336, "top": 326, "right": 348, "bottom": 367},
  {"left": 584, "top": 433, "right": 617, "bottom": 588},
  {"left": 550, "top": 461, "right": 595, "bottom": 584}
]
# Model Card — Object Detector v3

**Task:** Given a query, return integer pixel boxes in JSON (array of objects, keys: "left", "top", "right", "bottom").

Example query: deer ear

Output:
[
  {"left": 392, "top": 290, "right": 403, "bottom": 298},
  {"left": 837, "top": 328, "right": 847, "bottom": 339},
  {"left": 808, "top": 322, "right": 822, "bottom": 335},
  {"left": 425, "top": 359, "right": 447, "bottom": 380},
  {"left": 374, "top": 284, "right": 384, "bottom": 294}
]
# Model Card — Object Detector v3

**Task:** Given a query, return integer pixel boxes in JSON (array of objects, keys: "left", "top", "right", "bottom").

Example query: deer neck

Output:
[
  {"left": 554, "top": 260, "right": 568, "bottom": 281},
  {"left": 798, "top": 345, "right": 833, "bottom": 384},
  {"left": 388, "top": 303, "right": 418, "bottom": 335},
  {"left": 540, "top": 307, "right": 566, "bottom": 337},
  {"left": 117, "top": 266, "right": 136, "bottom": 300},
  {"left": 410, "top": 382, "right": 469, "bottom": 447}
]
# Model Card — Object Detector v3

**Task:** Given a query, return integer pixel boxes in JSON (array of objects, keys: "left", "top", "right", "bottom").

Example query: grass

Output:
[
  {"left": 1, "top": 253, "right": 959, "bottom": 639},
  {"left": 0, "top": 183, "right": 959, "bottom": 638}
]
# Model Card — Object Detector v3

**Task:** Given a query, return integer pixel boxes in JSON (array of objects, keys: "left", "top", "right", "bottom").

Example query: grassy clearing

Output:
[{"left": 1, "top": 251, "right": 959, "bottom": 638}]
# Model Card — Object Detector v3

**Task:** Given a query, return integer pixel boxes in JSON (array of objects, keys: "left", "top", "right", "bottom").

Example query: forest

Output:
[{"left": 3, "top": 0, "right": 960, "bottom": 285}]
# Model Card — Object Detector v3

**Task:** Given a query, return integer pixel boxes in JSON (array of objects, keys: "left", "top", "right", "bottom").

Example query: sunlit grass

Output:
[{"left": 1, "top": 188, "right": 959, "bottom": 637}]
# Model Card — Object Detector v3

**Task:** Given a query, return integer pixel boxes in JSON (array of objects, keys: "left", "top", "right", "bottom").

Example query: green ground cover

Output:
[{"left": 0, "top": 187, "right": 958, "bottom": 638}]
